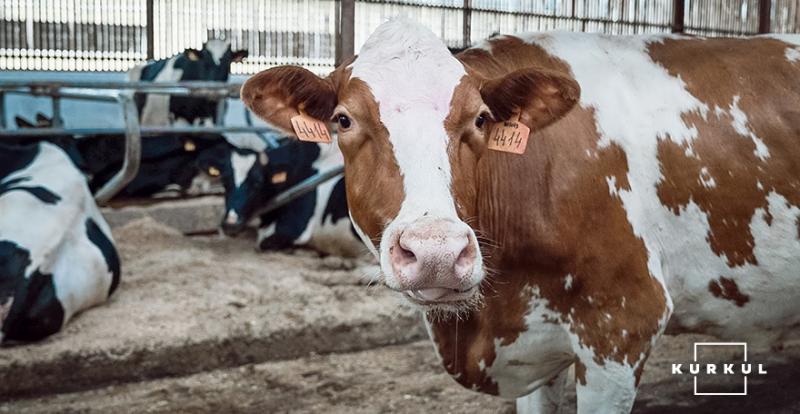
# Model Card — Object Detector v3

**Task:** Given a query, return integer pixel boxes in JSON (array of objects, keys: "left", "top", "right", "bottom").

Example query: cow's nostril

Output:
[
  {"left": 398, "top": 245, "right": 416, "bottom": 261},
  {"left": 455, "top": 239, "right": 476, "bottom": 270},
  {"left": 392, "top": 236, "right": 418, "bottom": 268}
]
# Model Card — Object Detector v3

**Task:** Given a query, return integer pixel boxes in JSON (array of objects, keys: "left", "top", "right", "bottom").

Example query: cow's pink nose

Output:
[{"left": 389, "top": 218, "right": 476, "bottom": 292}]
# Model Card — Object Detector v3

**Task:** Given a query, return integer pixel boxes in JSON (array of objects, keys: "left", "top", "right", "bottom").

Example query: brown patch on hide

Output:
[
  {"left": 650, "top": 38, "right": 800, "bottom": 267},
  {"left": 709, "top": 277, "right": 750, "bottom": 307}
]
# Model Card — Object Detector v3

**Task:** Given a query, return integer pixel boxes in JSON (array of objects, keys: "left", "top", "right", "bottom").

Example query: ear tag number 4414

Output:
[
  {"left": 488, "top": 114, "right": 530, "bottom": 155},
  {"left": 291, "top": 111, "right": 332, "bottom": 143}
]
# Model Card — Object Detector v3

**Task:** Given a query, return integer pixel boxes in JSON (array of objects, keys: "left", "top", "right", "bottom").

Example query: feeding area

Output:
[{"left": 1, "top": 1, "right": 800, "bottom": 413}]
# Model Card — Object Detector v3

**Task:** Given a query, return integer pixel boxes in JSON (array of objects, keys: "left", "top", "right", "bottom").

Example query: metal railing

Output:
[
  {"left": 0, "top": 81, "right": 274, "bottom": 203},
  {"left": 0, "top": 80, "right": 344, "bottom": 209},
  {"left": 258, "top": 165, "right": 345, "bottom": 216}
]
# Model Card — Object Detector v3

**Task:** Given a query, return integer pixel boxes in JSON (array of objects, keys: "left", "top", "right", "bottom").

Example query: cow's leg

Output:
[
  {"left": 516, "top": 368, "right": 569, "bottom": 414},
  {"left": 574, "top": 356, "right": 639, "bottom": 414},
  {"left": 258, "top": 192, "right": 317, "bottom": 251}
]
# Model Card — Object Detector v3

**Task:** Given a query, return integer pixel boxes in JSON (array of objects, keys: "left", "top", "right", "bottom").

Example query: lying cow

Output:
[
  {"left": 242, "top": 18, "right": 800, "bottom": 413},
  {"left": 0, "top": 141, "right": 120, "bottom": 343},
  {"left": 199, "top": 139, "right": 363, "bottom": 257},
  {"left": 128, "top": 39, "right": 248, "bottom": 126},
  {"left": 14, "top": 113, "right": 231, "bottom": 198}
]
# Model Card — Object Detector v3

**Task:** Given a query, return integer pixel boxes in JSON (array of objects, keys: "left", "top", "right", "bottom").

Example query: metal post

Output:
[
  {"left": 0, "top": 92, "right": 6, "bottom": 129},
  {"left": 94, "top": 94, "right": 142, "bottom": 204},
  {"left": 336, "top": 0, "right": 355, "bottom": 66},
  {"left": 463, "top": 0, "right": 472, "bottom": 48},
  {"left": 146, "top": 0, "right": 155, "bottom": 60},
  {"left": 216, "top": 99, "right": 227, "bottom": 126},
  {"left": 51, "top": 95, "right": 64, "bottom": 127},
  {"left": 758, "top": 0, "right": 772, "bottom": 34},
  {"left": 335, "top": 0, "right": 341, "bottom": 66},
  {"left": 672, "top": 0, "right": 685, "bottom": 33}
]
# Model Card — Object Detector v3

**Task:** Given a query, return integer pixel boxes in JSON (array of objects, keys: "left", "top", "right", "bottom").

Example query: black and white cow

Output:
[
  {"left": 128, "top": 39, "right": 248, "bottom": 126},
  {"left": 0, "top": 141, "right": 120, "bottom": 343},
  {"left": 198, "top": 138, "right": 363, "bottom": 257},
  {"left": 14, "top": 114, "right": 233, "bottom": 198}
]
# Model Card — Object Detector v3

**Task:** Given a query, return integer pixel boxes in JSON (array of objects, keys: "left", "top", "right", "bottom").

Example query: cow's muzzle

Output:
[
  {"left": 387, "top": 217, "right": 481, "bottom": 305},
  {"left": 220, "top": 210, "right": 247, "bottom": 236}
]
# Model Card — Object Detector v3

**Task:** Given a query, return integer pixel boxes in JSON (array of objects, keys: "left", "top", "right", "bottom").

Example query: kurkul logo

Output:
[{"left": 671, "top": 342, "right": 767, "bottom": 396}]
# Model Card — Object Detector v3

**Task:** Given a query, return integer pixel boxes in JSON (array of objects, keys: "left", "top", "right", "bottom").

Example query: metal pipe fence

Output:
[
  {"left": 1, "top": 0, "right": 799, "bottom": 75},
  {"left": 0, "top": 79, "right": 343, "bottom": 210},
  {"left": 0, "top": 80, "right": 283, "bottom": 203}
]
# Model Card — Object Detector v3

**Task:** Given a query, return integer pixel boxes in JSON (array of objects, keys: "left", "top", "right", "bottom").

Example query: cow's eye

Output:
[
  {"left": 475, "top": 113, "right": 487, "bottom": 129},
  {"left": 337, "top": 114, "right": 352, "bottom": 130}
]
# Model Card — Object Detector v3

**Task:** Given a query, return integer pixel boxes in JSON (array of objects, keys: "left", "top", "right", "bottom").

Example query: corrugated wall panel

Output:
[{"left": 1, "top": 0, "right": 798, "bottom": 74}]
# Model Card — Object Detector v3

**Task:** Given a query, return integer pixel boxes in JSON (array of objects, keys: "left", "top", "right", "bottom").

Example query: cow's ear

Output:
[
  {"left": 232, "top": 49, "right": 248, "bottom": 63},
  {"left": 241, "top": 66, "right": 337, "bottom": 134},
  {"left": 184, "top": 48, "right": 202, "bottom": 61},
  {"left": 481, "top": 67, "right": 580, "bottom": 131},
  {"left": 35, "top": 112, "right": 52, "bottom": 127},
  {"left": 15, "top": 116, "right": 34, "bottom": 129},
  {"left": 196, "top": 150, "right": 222, "bottom": 175}
]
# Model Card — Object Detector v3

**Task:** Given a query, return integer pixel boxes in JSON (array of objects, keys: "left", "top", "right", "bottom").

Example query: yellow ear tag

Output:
[
  {"left": 208, "top": 166, "right": 220, "bottom": 177},
  {"left": 184, "top": 140, "right": 196, "bottom": 152},
  {"left": 487, "top": 113, "right": 530, "bottom": 155},
  {"left": 290, "top": 111, "right": 332, "bottom": 143},
  {"left": 271, "top": 171, "right": 288, "bottom": 184}
]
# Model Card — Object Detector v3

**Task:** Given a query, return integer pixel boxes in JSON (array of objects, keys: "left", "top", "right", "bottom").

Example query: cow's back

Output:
[
  {"left": 0, "top": 143, "right": 119, "bottom": 342},
  {"left": 462, "top": 33, "right": 800, "bottom": 344}
]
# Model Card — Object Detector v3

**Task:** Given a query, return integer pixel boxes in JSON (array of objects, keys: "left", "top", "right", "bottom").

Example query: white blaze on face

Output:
[
  {"left": 205, "top": 39, "right": 229, "bottom": 65},
  {"left": 349, "top": 18, "right": 475, "bottom": 284},
  {"left": 231, "top": 152, "right": 256, "bottom": 188}
]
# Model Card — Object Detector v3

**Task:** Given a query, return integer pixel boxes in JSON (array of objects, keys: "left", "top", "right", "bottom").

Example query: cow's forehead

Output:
[{"left": 349, "top": 19, "right": 466, "bottom": 119}]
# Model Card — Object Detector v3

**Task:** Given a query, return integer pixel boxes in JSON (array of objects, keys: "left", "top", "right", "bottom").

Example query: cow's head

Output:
[
  {"left": 183, "top": 39, "right": 248, "bottom": 82},
  {"left": 241, "top": 19, "right": 579, "bottom": 314},
  {"left": 199, "top": 140, "right": 319, "bottom": 235}
]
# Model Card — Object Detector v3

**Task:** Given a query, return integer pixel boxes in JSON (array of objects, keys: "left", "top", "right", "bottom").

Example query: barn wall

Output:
[{"left": 1, "top": 0, "right": 799, "bottom": 75}]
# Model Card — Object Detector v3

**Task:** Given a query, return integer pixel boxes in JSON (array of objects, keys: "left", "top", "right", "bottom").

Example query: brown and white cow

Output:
[{"left": 241, "top": 18, "right": 800, "bottom": 413}]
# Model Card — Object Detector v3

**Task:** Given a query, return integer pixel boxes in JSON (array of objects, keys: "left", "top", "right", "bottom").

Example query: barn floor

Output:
[{"left": 1, "top": 208, "right": 799, "bottom": 413}]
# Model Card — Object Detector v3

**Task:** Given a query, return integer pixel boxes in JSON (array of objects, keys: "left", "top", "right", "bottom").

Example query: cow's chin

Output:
[{"left": 401, "top": 284, "right": 484, "bottom": 319}]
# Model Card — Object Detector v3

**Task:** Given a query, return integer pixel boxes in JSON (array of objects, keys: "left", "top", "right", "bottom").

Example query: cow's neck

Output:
[{"left": 427, "top": 36, "right": 669, "bottom": 394}]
